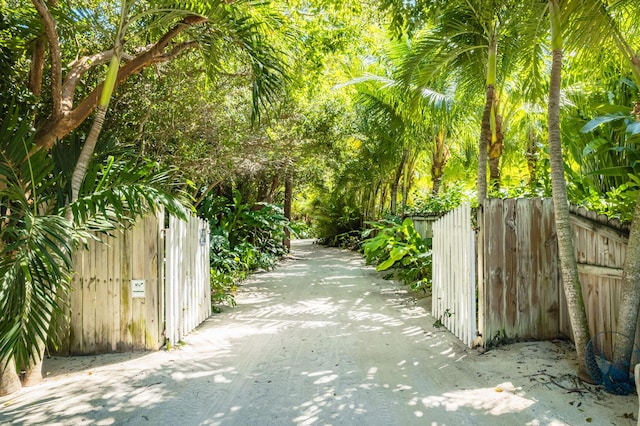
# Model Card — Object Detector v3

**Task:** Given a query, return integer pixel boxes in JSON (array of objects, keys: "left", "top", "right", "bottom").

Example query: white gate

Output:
[
  {"left": 432, "top": 202, "right": 476, "bottom": 347},
  {"left": 165, "top": 213, "right": 211, "bottom": 346}
]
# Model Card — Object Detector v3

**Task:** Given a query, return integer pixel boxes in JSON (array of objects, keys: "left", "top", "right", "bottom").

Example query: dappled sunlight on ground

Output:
[{"left": 1, "top": 240, "right": 635, "bottom": 426}]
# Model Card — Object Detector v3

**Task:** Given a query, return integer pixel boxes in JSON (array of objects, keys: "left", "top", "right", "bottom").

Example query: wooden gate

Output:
[
  {"left": 432, "top": 202, "right": 476, "bottom": 347},
  {"left": 61, "top": 213, "right": 164, "bottom": 354},
  {"left": 165, "top": 213, "right": 211, "bottom": 346},
  {"left": 54, "top": 211, "right": 211, "bottom": 354}
]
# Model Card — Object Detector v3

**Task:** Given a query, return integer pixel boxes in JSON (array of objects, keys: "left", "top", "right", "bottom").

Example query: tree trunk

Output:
[
  {"left": 477, "top": 30, "right": 498, "bottom": 204},
  {"left": 69, "top": 105, "right": 108, "bottom": 206},
  {"left": 283, "top": 175, "right": 292, "bottom": 252},
  {"left": 526, "top": 126, "right": 539, "bottom": 189},
  {"left": 431, "top": 130, "right": 449, "bottom": 195},
  {"left": 21, "top": 339, "right": 46, "bottom": 386},
  {"left": 0, "top": 357, "right": 22, "bottom": 396},
  {"left": 391, "top": 149, "right": 409, "bottom": 216},
  {"left": 612, "top": 193, "right": 640, "bottom": 375},
  {"left": 548, "top": 0, "right": 593, "bottom": 382},
  {"left": 488, "top": 109, "right": 503, "bottom": 190},
  {"left": 28, "top": 37, "right": 45, "bottom": 97}
]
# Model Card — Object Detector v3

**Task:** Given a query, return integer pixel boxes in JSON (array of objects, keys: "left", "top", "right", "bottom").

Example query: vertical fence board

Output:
[
  {"left": 69, "top": 250, "right": 84, "bottom": 354},
  {"left": 95, "top": 236, "right": 109, "bottom": 353},
  {"left": 432, "top": 203, "right": 475, "bottom": 347},
  {"left": 108, "top": 232, "right": 121, "bottom": 352},
  {"left": 119, "top": 227, "right": 133, "bottom": 352},
  {"left": 144, "top": 214, "right": 160, "bottom": 350},
  {"left": 81, "top": 238, "right": 97, "bottom": 354}
]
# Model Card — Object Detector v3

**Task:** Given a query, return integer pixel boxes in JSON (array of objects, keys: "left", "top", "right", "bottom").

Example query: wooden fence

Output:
[
  {"left": 480, "top": 198, "right": 561, "bottom": 345},
  {"left": 410, "top": 215, "right": 440, "bottom": 240},
  {"left": 432, "top": 202, "right": 476, "bottom": 347},
  {"left": 561, "top": 207, "right": 632, "bottom": 361},
  {"left": 432, "top": 198, "right": 634, "bottom": 358},
  {"left": 54, "top": 211, "right": 211, "bottom": 355},
  {"left": 165, "top": 214, "right": 211, "bottom": 346},
  {"left": 60, "top": 214, "right": 164, "bottom": 354}
]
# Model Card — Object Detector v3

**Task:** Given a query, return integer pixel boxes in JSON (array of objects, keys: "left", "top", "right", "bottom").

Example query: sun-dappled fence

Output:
[
  {"left": 431, "top": 198, "right": 634, "bottom": 356},
  {"left": 432, "top": 202, "right": 476, "bottom": 347},
  {"left": 53, "top": 210, "right": 211, "bottom": 355},
  {"left": 165, "top": 214, "right": 211, "bottom": 346}
]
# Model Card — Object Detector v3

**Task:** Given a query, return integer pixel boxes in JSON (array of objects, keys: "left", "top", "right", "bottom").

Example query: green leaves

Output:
[
  {"left": 362, "top": 218, "right": 431, "bottom": 291},
  {"left": 0, "top": 107, "right": 74, "bottom": 370}
]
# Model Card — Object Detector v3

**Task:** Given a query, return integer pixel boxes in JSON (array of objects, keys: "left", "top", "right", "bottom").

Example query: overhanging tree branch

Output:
[
  {"left": 32, "top": 0, "right": 62, "bottom": 117},
  {"left": 34, "top": 15, "right": 208, "bottom": 150}
]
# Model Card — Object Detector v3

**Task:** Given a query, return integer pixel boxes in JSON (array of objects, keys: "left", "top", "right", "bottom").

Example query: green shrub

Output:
[
  {"left": 200, "top": 190, "right": 290, "bottom": 310},
  {"left": 362, "top": 217, "right": 431, "bottom": 292}
]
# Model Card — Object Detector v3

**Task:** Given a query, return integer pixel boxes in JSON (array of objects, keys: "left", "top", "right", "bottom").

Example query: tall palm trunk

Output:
[
  {"left": 477, "top": 30, "right": 498, "bottom": 204},
  {"left": 390, "top": 149, "right": 408, "bottom": 216},
  {"left": 431, "top": 128, "right": 449, "bottom": 195},
  {"left": 488, "top": 102, "right": 504, "bottom": 190},
  {"left": 283, "top": 174, "right": 292, "bottom": 252},
  {"left": 548, "top": 0, "right": 592, "bottom": 382}
]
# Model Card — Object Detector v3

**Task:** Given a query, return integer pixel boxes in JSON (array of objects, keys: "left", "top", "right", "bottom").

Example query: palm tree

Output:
[
  {"left": 397, "top": 0, "right": 548, "bottom": 200},
  {"left": 547, "top": 0, "right": 592, "bottom": 381}
]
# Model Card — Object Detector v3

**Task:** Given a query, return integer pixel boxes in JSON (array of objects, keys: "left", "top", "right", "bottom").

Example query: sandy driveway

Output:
[{"left": 1, "top": 240, "right": 637, "bottom": 425}]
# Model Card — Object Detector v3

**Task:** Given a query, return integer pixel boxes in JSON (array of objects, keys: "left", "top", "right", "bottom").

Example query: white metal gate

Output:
[
  {"left": 432, "top": 202, "right": 476, "bottom": 347},
  {"left": 165, "top": 213, "right": 211, "bottom": 346}
]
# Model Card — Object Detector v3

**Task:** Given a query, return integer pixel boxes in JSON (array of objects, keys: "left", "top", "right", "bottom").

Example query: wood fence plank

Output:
[
  {"left": 516, "top": 198, "right": 532, "bottom": 338},
  {"left": 119, "top": 228, "right": 133, "bottom": 351},
  {"left": 144, "top": 214, "right": 160, "bottom": 350},
  {"left": 95, "top": 236, "right": 109, "bottom": 353},
  {"left": 69, "top": 249, "right": 84, "bottom": 354},
  {"left": 131, "top": 222, "right": 146, "bottom": 351},
  {"left": 108, "top": 232, "right": 121, "bottom": 352},
  {"left": 81, "top": 238, "right": 97, "bottom": 354},
  {"left": 503, "top": 198, "right": 518, "bottom": 337}
]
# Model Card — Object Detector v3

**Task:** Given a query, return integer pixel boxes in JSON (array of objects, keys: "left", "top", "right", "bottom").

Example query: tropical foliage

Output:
[
  {"left": 3, "top": 0, "right": 640, "bottom": 393},
  {"left": 362, "top": 218, "right": 432, "bottom": 292}
]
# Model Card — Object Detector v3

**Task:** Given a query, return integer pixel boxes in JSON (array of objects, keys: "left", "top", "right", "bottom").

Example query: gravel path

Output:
[{"left": 0, "top": 240, "right": 636, "bottom": 425}]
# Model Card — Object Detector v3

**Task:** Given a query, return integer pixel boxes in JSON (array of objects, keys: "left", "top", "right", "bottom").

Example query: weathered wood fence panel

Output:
[
  {"left": 55, "top": 210, "right": 211, "bottom": 355},
  {"left": 481, "top": 198, "right": 561, "bottom": 345},
  {"left": 63, "top": 214, "right": 164, "bottom": 355},
  {"left": 432, "top": 202, "right": 476, "bottom": 347},
  {"left": 410, "top": 216, "right": 439, "bottom": 240},
  {"left": 432, "top": 197, "right": 635, "bottom": 356},
  {"left": 559, "top": 210, "right": 632, "bottom": 361},
  {"left": 165, "top": 213, "right": 211, "bottom": 346}
]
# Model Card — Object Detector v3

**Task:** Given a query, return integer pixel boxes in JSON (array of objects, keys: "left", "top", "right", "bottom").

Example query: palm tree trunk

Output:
[
  {"left": 478, "top": 30, "right": 498, "bottom": 204},
  {"left": 488, "top": 109, "right": 504, "bottom": 190},
  {"left": 283, "top": 174, "right": 292, "bottom": 252},
  {"left": 548, "top": 0, "right": 592, "bottom": 382},
  {"left": 0, "top": 357, "right": 22, "bottom": 396},
  {"left": 390, "top": 149, "right": 409, "bottom": 216},
  {"left": 69, "top": 105, "right": 108, "bottom": 206}
]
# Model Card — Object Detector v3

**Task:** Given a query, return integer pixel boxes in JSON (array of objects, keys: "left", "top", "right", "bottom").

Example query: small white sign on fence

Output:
[{"left": 131, "top": 279, "right": 146, "bottom": 298}]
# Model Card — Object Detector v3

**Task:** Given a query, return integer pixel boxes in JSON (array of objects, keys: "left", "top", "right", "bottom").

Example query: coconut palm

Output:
[
  {"left": 547, "top": 0, "right": 593, "bottom": 381},
  {"left": 396, "top": 0, "right": 548, "bottom": 200}
]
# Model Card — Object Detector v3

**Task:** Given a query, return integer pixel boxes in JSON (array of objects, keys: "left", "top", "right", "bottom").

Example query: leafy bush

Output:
[
  {"left": 199, "top": 190, "right": 290, "bottom": 310},
  {"left": 362, "top": 217, "right": 431, "bottom": 292},
  {"left": 407, "top": 185, "right": 475, "bottom": 216}
]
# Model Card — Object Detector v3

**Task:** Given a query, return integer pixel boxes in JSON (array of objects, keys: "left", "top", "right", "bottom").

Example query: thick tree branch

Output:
[
  {"left": 34, "top": 15, "right": 207, "bottom": 150},
  {"left": 32, "top": 0, "right": 62, "bottom": 117},
  {"left": 28, "top": 38, "right": 45, "bottom": 97},
  {"left": 62, "top": 50, "right": 116, "bottom": 111}
]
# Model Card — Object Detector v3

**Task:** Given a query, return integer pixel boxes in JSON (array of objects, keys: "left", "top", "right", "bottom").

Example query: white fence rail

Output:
[
  {"left": 432, "top": 202, "right": 476, "bottom": 347},
  {"left": 165, "top": 213, "right": 211, "bottom": 346}
]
